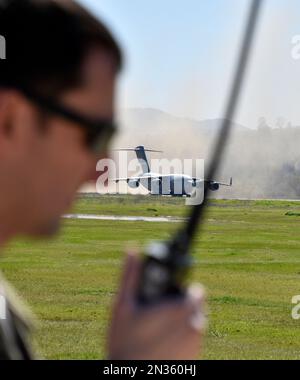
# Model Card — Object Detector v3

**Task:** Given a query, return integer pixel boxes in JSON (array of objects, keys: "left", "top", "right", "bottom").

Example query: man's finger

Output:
[
  {"left": 186, "top": 284, "right": 207, "bottom": 332},
  {"left": 137, "top": 284, "right": 206, "bottom": 334},
  {"left": 117, "top": 251, "right": 141, "bottom": 306}
]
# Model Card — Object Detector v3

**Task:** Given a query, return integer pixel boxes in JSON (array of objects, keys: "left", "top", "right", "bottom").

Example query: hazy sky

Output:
[{"left": 78, "top": 0, "right": 300, "bottom": 129}]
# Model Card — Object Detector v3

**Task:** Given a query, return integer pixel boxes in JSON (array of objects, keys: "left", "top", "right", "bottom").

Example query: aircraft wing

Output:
[
  {"left": 111, "top": 174, "right": 166, "bottom": 182},
  {"left": 214, "top": 177, "right": 233, "bottom": 187},
  {"left": 192, "top": 177, "right": 233, "bottom": 187},
  {"left": 110, "top": 177, "right": 141, "bottom": 183}
]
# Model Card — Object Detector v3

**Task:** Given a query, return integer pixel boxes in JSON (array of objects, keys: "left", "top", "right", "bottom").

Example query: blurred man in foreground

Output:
[{"left": 0, "top": 0, "right": 205, "bottom": 359}]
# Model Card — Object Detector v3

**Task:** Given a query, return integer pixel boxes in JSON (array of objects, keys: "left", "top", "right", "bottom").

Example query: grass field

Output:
[{"left": 1, "top": 194, "right": 300, "bottom": 359}]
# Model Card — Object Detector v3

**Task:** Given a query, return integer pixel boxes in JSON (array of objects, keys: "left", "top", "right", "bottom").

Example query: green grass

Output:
[
  {"left": 72, "top": 193, "right": 189, "bottom": 217},
  {"left": 1, "top": 195, "right": 300, "bottom": 359}
]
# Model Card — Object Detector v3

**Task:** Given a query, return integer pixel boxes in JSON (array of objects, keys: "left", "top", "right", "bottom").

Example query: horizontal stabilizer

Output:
[{"left": 112, "top": 148, "right": 163, "bottom": 153}]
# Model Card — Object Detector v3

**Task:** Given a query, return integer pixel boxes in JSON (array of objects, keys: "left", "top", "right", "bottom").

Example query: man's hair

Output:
[{"left": 0, "top": 0, "right": 123, "bottom": 95}]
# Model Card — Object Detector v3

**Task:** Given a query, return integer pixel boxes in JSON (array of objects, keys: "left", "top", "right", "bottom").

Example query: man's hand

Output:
[{"left": 108, "top": 252, "right": 207, "bottom": 360}]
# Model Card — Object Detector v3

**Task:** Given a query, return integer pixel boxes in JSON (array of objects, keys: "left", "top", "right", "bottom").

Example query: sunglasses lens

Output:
[{"left": 87, "top": 127, "right": 116, "bottom": 155}]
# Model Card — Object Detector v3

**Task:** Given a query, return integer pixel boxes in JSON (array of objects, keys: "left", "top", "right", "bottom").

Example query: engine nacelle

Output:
[
  {"left": 208, "top": 182, "right": 219, "bottom": 191},
  {"left": 128, "top": 179, "right": 140, "bottom": 188},
  {"left": 191, "top": 179, "right": 197, "bottom": 187}
]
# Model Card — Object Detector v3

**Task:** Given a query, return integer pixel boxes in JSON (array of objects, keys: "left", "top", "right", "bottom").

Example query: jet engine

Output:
[
  {"left": 208, "top": 182, "right": 220, "bottom": 191},
  {"left": 127, "top": 179, "right": 140, "bottom": 188}
]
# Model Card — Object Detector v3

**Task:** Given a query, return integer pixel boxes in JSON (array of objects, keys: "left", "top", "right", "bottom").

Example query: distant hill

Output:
[{"left": 118, "top": 108, "right": 248, "bottom": 136}]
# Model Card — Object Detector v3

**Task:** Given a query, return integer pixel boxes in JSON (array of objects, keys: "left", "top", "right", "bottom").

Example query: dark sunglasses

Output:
[{"left": 17, "top": 86, "right": 117, "bottom": 155}]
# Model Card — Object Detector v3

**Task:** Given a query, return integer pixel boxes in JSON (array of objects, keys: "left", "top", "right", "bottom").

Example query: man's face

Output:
[{"left": 1, "top": 49, "right": 117, "bottom": 237}]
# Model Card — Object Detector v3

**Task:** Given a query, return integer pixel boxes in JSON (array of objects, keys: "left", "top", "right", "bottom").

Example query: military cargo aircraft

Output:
[{"left": 113, "top": 146, "right": 232, "bottom": 197}]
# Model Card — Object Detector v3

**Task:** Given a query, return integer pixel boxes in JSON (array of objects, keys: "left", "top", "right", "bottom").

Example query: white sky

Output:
[{"left": 78, "top": 0, "right": 300, "bottom": 129}]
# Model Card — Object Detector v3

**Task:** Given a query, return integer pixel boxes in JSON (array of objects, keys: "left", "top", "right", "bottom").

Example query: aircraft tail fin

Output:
[
  {"left": 135, "top": 146, "right": 151, "bottom": 174},
  {"left": 113, "top": 146, "right": 162, "bottom": 174}
]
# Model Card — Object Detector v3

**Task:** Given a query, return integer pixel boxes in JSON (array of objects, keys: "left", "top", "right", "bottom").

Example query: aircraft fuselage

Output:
[{"left": 129, "top": 172, "right": 198, "bottom": 196}]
